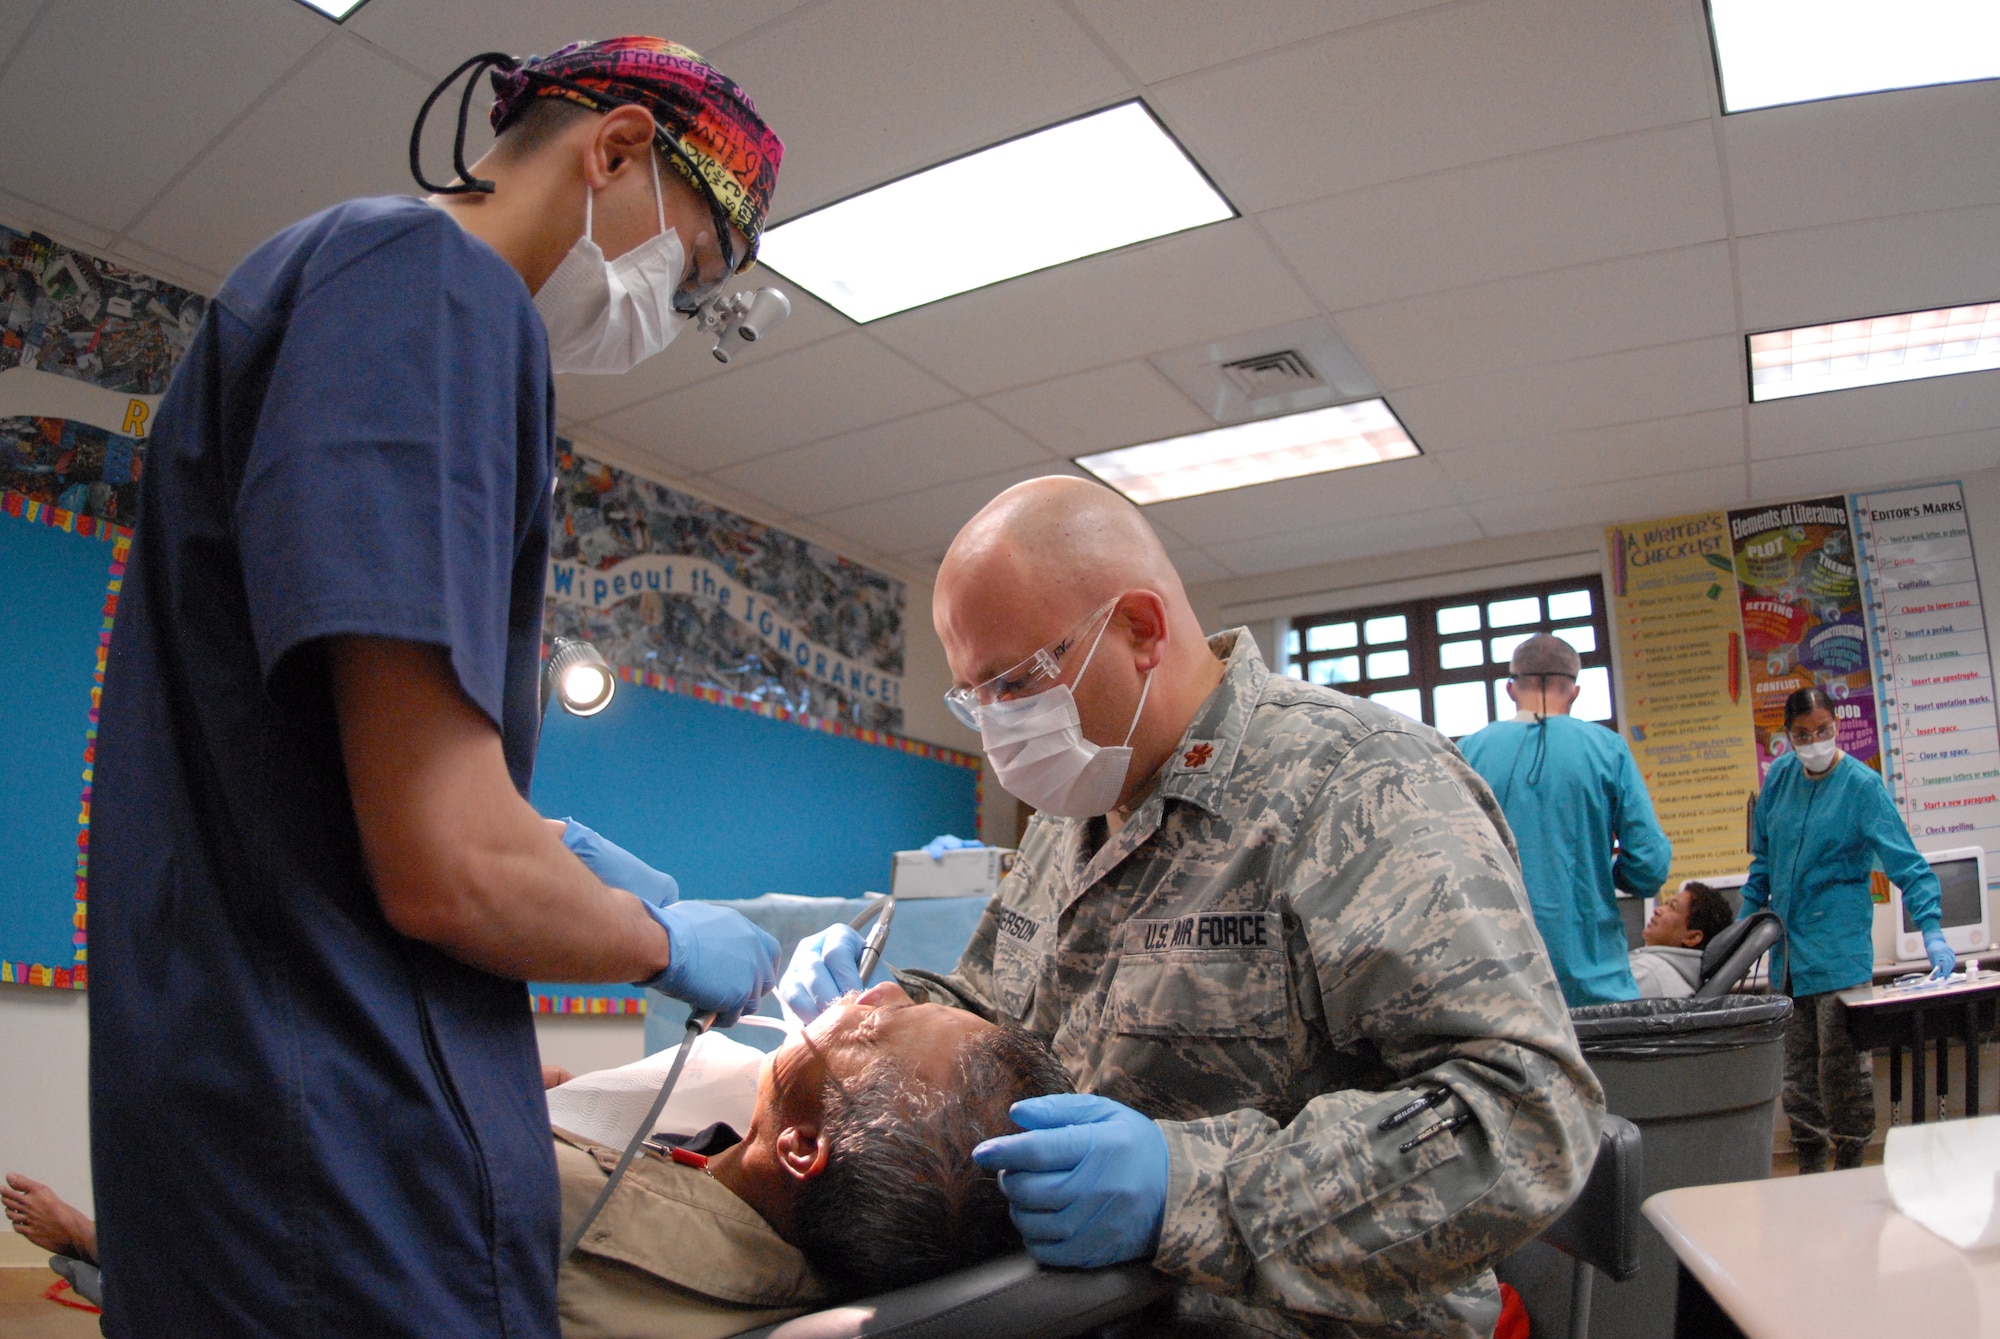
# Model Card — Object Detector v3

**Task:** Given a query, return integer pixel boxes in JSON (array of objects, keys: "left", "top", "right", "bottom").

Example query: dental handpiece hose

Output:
[
  {"left": 561, "top": 1010, "right": 715, "bottom": 1260},
  {"left": 851, "top": 895, "right": 895, "bottom": 983}
]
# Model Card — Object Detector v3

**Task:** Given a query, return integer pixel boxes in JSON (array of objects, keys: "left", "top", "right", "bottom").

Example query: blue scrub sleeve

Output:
[
  {"left": 1610, "top": 746, "right": 1672, "bottom": 897},
  {"left": 1739, "top": 779, "right": 1773, "bottom": 919},
  {"left": 234, "top": 213, "right": 523, "bottom": 726},
  {"left": 1863, "top": 777, "right": 1942, "bottom": 932}
]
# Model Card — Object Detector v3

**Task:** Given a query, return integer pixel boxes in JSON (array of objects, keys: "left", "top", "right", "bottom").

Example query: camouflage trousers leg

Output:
[{"left": 1783, "top": 992, "right": 1874, "bottom": 1172}]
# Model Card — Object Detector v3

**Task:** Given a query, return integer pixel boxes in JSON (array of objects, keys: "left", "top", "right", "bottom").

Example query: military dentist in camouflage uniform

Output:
[{"left": 781, "top": 477, "right": 1602, "bottom": 1337}]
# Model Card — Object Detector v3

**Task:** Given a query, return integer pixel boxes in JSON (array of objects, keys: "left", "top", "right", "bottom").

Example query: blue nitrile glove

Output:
[
  {"left": 1924, "top": 928, "right": 1957, "bottom": 980},
  {"left": 922, "top": 834, "right": 984, "bottom": 861},
  {"left": 562, "top": 818, "right": 679, "bottom": 905},
  {"left": 636, "top": 900, "right": 780, "bottom": 1028},
  {"left": 777, "top": 923, "right": 866, "bottom": 1023},
  {"left": 971, "top": 1093, "right": 1169, "bottom": 1268}
]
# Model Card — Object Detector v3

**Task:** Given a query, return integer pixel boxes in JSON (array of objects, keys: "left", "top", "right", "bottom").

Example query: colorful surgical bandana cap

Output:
[{"left": 489, "top": 37, "right": 783, "bottom": 269}]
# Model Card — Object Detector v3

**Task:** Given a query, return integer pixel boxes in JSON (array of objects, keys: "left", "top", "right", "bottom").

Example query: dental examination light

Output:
[
  {"left": 692, "top": 286, "right": 791, "bottom": 364},
  {"left": 540, "top": 637, "right": 616, "bottom": 718}
]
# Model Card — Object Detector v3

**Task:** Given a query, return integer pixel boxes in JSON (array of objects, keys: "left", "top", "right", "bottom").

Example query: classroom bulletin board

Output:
[{"left": 1608, "top": 482, "right": 2000, "bottom": 889}]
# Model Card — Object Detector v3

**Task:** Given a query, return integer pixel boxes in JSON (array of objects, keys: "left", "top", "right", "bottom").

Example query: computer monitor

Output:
[{"left": 1894, "top": 846, "right": 1990, "bottom": 962}]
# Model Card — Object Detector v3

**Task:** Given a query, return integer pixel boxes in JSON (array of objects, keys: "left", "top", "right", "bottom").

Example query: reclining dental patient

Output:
[
  {"left": 1629, "top": 881, "right": 1736, "bottom": 999},
  {"left": 553, "top": 981, "right": 1073, "bottom": 1339}
]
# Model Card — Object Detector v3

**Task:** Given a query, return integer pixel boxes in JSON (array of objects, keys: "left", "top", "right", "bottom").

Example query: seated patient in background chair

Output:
[
  {"left": 555, "top": 981, "right": 1072, "bottom": 1339},
  {"left": 1629, "top": 882, "right": 1736, "bottom": 999}
]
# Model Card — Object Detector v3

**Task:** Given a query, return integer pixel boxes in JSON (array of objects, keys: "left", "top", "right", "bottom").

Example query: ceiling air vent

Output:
[
  {"left": 1151, "top": 319, "right": 1377, "bottom": 426},
  {"left": 1219, "top": 350, "right": 1323, "bottom": 399}
]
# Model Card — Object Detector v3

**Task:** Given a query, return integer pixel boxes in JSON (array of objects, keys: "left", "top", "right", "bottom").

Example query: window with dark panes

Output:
[{"left": 1283, "top": 577, "right": 1615, "bottom": 739}]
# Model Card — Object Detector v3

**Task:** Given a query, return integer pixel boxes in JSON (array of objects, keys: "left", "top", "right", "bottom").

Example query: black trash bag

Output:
[{"left": 1569, "top": 995, "right": 1792, "bottom": 1057}]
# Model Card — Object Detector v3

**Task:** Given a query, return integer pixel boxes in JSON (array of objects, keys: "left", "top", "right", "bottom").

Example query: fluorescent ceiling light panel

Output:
[
  {"left": 1075, "top": 400, "right": 1419, "bottom": 506},
  {"left": 1749, "top": 303, "right": 2000, "bottom": 401},
  {"left": 291, "top": 0, "right": 370, "bottom": 18},
  {"left": 756, "top": 102, "right": 1233, "bottom": 322},
  {"left": 1708, "top": 0, "right": 2000, "bottom": 112}
]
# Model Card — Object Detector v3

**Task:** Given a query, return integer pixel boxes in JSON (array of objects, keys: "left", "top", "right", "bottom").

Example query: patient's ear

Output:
[{"left": 775, "top": 1122, "right": 830, "bottom": 1183}]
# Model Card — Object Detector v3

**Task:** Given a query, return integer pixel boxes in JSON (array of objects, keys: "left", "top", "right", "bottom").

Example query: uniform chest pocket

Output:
[
  {"left": 1103, "top": 948, "right": 1289, "bottom": 1040},
  {"left": 992, "top": 919, "right": 1046, "bottom": 1020}
]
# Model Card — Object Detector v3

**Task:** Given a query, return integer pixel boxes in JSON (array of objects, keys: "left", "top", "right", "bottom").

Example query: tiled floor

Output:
[{"left": 0, "top": 1267, "right": 101, "bottom": 1339}]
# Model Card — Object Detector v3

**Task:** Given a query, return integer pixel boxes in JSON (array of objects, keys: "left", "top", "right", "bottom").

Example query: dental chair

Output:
[
  {"left": 733, "top": 1254, "right": 1168, "bottom": 1339},
  {"left": 1692, "top": 910, "right": 1782, "bottom": 999},
  {"left": 735, "top": 1114, "right": 1643, "bottom": 1339},
  {"left": 1493, "top": 1113, "right": 1644, "bottom": 1339}
]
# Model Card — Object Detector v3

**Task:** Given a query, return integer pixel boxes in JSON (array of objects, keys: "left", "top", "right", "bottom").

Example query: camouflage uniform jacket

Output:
[{"left": 900, "top": 630, "right": 1603, "bottom": 1338}]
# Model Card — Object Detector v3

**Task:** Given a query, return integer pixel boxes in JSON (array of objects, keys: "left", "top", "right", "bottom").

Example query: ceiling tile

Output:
[
  {"left": 1390, "top": 336, "right": 1745, "bottom": 451},
  {"left": 712, "top": 401, "right": 1055, "bottom": 517},
  {"left": 1200, "top": 504, "right": 1478, "bottom": 576},
  {"left": 1336, "top": 243, "right": 1738, "bottom": 388},
  {"left": 556, "top": 276, "right": 850, "bottom": 425},
  {"left": 812, "top": 462, "right": 1088, "bottom": 562},
  {"left": 124, "top": 35, "right": 432, "bottom": 280},
  {"left": 1468, "top": 465, "right": 1749, "bottom": 537},
  {"left": 346, "top": 0, "right": 810, "bottom": 81},
  {"left": 0, "top": 1, "right": 48, "bottom": 68},
  {"left": 719, "top": 0, "right": 1130, "bottom": 219},
  {"left": 1747, "top": 429, "right": 2000, "bottom": 500},
  {"left": 1070, "top": 0, "right": 1444, "bottom": 84},
  {"left": 0, "top": 188, "right": 114, "bottom": 251},
  {"left": 592, "top": 333, "right": 959, "bottom": 473},
  {"left": 1723, "top": 80, "right": 2000, "bottom": 238},
  {"left": 0, "top": 0, "right": 326, "bottom": 235},
  {"left": 1435, "top": 409, "right": 1744, "bottom": 499},
  {"left": 1265, "top": 123, "right": 1727, "bottom": 310},
  {"left": 1143, "top": 455, "right": 1448, "bottom": 538},
  {"left": 1148, "top": 0, "right": 1715, "bottom": 212},
  {"left": 1159, "top": 544, "right": 1236, "bottom": 586},
  {"left": 980, "top": 361, "right": 1210, "bottom": 456},
  {"left": 869, "top": 219, "right": 1316, "bottom": 396},
  {"left": 1734, "top": 204, "right": 2000, "bottom": 332},
  {"left": 1748, "top": 372, "right": 2000, "bottom": 460}
]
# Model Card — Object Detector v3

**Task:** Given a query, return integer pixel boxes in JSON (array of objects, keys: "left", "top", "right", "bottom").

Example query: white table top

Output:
[
  {"left": 1839, "top": 963, "right": 2000, "bottom": 1010},
  {"left": 1644, "top": 1167, "right": 2000, "bottom": 1338}
]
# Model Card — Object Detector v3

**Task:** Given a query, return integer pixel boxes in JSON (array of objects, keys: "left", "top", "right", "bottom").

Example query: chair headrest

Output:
[{"left": 1701, "top": 909, "right": 1777, "bottom": 978}]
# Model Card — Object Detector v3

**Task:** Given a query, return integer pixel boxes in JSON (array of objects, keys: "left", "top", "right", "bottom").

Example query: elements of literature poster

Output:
[
  {"left": 1853, "top": 481, "right": 2000, "bottom": 858},
  {"left": 1606, "top": 512, "right": 1761, "bottom": 883},
  {"left": 1727, "top": 497, "right": 1878, "bottom": 778}
]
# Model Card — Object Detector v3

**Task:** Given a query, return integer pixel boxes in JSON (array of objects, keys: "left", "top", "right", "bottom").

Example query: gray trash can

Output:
[{"left": 1569, "top": 995, "right": 1790, "bottom": 1339}]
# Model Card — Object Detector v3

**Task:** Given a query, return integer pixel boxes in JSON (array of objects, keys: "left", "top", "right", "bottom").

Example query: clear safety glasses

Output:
[
  {"left": 1787, "top": 722, "right": 1837, "bottom": 747},
  {"left": 943, "top": 598, "right": 1118, "bottom": 730}
]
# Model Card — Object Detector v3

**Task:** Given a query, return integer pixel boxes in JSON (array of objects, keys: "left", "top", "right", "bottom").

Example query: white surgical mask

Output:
[
  {"left": 1794, "top": 738, "right": 1839, "bottom": 773},
  {"left": 533, "top": 153, "right": 688, "bottom": 375},
  {"left": 979, "top": 614, "right": 1153, "bottom": 819}
]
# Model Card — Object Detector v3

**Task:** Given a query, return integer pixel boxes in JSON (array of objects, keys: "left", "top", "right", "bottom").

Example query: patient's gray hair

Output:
[{"left": 794, "top": 1023, "right": 1073, "bottom": 1295}]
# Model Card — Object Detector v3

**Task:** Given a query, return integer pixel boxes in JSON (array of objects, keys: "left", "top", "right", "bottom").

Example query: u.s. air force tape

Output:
[{"left": 1123, "top": 911, "right": 1282, "bottom": 954}]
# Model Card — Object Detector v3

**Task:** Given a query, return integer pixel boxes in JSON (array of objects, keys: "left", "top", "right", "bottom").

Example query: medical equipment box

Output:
[{"left": 890, "top": 846, "right": 1017, "bottom": 900}]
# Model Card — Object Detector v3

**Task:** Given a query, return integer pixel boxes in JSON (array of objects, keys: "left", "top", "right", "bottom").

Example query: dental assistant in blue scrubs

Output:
[
  {"left": 1461, "top": 633, "right": 1672, "bottom": 1007},
  {"left": 1742, "top": 685, "right": 1953, "bottom": 1172},
  {"left": 87, "top": 40, "right": 782, "bottom": 1337}
]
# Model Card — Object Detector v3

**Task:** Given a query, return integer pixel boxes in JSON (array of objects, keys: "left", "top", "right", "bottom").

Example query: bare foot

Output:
[{"left": 2, "top": 1173, "right": 97, "bottom": 1263}]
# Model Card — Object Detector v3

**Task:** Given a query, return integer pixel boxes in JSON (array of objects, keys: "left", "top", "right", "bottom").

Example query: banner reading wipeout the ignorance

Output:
[
  {"left": 1726, "top": 497, "right": 1878, "bottom": 778},
  {"left": 546, "top": 552, "right": 901, "bottom": 711},
  {"left": 546, "top": 446, "right": 907, "bottom": 732}
]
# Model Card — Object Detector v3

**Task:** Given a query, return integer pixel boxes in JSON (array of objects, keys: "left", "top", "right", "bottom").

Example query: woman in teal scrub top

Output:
[{"left": 1741, "top": 686, "right": 1954, "bottom": 1172}]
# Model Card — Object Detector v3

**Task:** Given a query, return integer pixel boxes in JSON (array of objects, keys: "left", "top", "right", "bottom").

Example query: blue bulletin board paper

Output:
[
  {"left": 527, "top": 679, "right": 979, "bottom": 1012},
  {"left": 0, "top": 513, "right": 116, "bottom": 985}
]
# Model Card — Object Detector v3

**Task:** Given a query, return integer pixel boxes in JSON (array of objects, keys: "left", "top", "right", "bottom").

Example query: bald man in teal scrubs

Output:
[{"left": 1460, "top": 635, "right": 1672, "bottom": 1007}]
